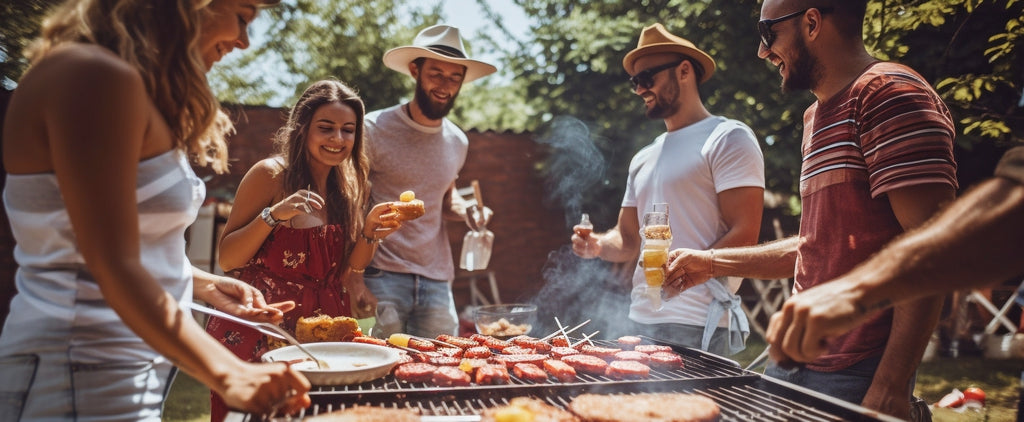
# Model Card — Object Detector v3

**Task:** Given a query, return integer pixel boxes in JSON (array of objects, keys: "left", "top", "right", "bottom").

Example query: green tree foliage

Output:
[
  {"left": 0, "top": 0, "right": 61, "bottom": 89},
  {"left": 209, "top": 0, "right": 445, "bottom": 112},
  {"left": 461, "top": 0, "right": 1024, "bottom": 227}
]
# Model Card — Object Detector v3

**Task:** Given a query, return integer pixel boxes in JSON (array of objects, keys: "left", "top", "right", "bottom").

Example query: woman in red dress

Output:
[{"left": 206, "top": 80, "right": 401, "bottom": 421}]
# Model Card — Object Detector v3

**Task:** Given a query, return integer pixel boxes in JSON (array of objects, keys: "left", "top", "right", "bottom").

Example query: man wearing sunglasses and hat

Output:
[
  {"left": 360, "top": 24, "right": 497, "bottom": 339},
  {"left": 572, "top": 23, "right": 765, "bottom": 357},
  {"left": 663, "top": 1, "right": 957, "bottom": 419}
]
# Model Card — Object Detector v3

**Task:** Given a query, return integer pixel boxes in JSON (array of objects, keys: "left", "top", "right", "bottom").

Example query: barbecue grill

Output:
[{"left": 226, "top": 336, "right": 901, "bottom": 421}]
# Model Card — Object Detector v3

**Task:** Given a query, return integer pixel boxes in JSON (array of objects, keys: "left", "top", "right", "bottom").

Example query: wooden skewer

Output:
[
  {"left": 411, "top": 334, "right": 458, "bottom": 349},
  {"left": 554, "top": 317, "right": 572, "bottom": 347},
  {"left": 570, "top": 331, "right": 600, "bottom": 348},
  {"left": 540, "top": 319, "right": 591, "bottom": 341}
]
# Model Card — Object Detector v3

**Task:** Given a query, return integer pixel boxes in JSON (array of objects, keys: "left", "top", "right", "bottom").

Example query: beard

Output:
[
  {"left": 645, "top": 79, "right": 681, "bottom": 120},
  {"left": 782, "top": 35, "right": 823, "bottom": 93},
  {"left": 414, "top": 78, "right": 458, "bottom": 120}
]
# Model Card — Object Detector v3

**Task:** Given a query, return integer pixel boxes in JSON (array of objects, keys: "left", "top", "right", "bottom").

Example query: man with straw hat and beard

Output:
[
  {"left": 571, "top": 23, "right": 765, "bottom": 356},
  {"left": 361, "top": 24, "right": 497, "bottom": 339}
]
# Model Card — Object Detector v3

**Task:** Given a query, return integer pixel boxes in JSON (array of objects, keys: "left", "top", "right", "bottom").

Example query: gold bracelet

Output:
[{"left": 350, "top": 267, "right": 366, "bottom": 274}]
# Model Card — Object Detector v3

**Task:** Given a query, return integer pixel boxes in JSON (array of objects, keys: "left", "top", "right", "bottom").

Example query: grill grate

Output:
[{"left": 231, "top": 337, "right": 894, "bottom": 421}]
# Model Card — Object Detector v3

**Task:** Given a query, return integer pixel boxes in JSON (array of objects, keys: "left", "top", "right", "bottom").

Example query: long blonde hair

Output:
[
  {"left": 26, "top": 0, "right": 247, "bottom": 173},
  {"left": 274, "top": 80, "right": 370, "bottom": 246}
]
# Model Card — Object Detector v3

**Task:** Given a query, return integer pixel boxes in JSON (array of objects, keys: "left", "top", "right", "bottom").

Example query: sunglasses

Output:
[
  {"left": 628, "top": 61, "right": 683, "bottom": 90},
  {"left": 757, "top": 7, "right": 833, "bottom": 48}
]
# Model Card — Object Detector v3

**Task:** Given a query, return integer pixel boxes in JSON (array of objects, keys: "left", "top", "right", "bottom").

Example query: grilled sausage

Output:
[
  {"left": 512, "top": 362, "right": 549, "bottom": 382},
  {"left": 560, "top": 354, "right": 608, "bottom": 376},
  {"left": 604, "top": 360, "right": 650, "bottom": 380},
  {"left": 475, "top": 364, "right": 511, "bottom": 385},
  {"left": 393, "top": 362, "right": 437, "bottom": 383},
  {"left": 431, "top": 365, "right": 471, "bottom": 387},
  {"left": 543, "top": 359, "right": 577, "bottom": 382},
  {"left": 463, "top": 346, "right": 493, "bottom": 359}
]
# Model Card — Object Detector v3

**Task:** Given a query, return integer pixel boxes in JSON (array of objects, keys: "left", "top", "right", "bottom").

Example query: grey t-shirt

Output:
[{"left": 364, "top": 104, "right": 468, "bottom": 280}]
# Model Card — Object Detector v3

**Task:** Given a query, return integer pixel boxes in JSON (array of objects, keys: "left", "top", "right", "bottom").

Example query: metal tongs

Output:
[{"left": 188, "top": 302, "right": 328, "bottom": 369}]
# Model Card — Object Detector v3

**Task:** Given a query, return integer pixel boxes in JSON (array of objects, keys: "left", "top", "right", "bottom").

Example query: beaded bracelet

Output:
[{"left": 350, "top": 267, "right": 366, "bottom": 274}]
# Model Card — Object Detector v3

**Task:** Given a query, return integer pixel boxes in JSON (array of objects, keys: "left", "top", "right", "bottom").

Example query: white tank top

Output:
[{"left": 0, "top": 149, "right": 204, "bottom": 362}]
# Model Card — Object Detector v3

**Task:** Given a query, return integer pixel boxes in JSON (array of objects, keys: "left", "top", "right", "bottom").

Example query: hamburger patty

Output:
[{"left": 567, "top": 393, "right": 720, "bottom": 422}]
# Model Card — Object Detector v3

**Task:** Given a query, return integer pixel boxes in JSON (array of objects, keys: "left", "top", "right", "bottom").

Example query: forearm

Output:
[
  {"left": 864, "top": 296, "right": 943, "bottom": 414},
  {"left": 218, "top": 217, "right": 274, "bottom": 271},
  {"left": 712, "top": 236, "right": 799, "bottom": 280},
  {"left": 347, "top": 234, "right": 379, "bottom": 271},
  {"left": 596, "top": 229, "right": 641, "bottom": 263},
  {"left": 97, "top": 264, "right": 241, "bottom": 392},
  {"left": 850, "top": 178, "right": 1024, "bottom": 313}
]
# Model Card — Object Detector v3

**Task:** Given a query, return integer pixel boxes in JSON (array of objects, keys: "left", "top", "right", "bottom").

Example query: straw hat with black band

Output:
[
  {"left": 622, "top": 23, "right": 716, "bottom": 84},
  {"left": 383, "top": 24, "right": 497, "bottom": 84}
]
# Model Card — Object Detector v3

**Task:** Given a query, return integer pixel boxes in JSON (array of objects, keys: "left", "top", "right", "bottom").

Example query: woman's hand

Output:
[
  {"left": 197, "top": 276, "right": 295, "bottom": 324},
  {"left": 218, "top": 361, "right": 311, "bottom": 416},
  {"left": 344, "top": 271, "right": 378, "bottom": 319},
  {"left": 270, "top": 188, "right": 324, "bottom": 222},
  {"left": 365, "top": 202, "right": 402, "bottom": 240}
]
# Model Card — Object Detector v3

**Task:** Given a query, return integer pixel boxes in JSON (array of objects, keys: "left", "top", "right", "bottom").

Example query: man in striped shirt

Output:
[{"left": 663, "top": 0, "right": 957, "bottom": 419}]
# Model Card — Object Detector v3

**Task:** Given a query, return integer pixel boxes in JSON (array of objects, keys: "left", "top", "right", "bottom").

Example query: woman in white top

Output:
[{"left": 0, "top": 0, "right": 310, "bottom": 419}]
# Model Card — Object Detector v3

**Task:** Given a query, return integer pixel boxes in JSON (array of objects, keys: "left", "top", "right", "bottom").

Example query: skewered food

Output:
[
  {"left": 604, "top": 360, "right": 650, "bottom": 380},
  {"left": 480, "top": 397, "right": 580, "bottom": 422},
  {"left": 543, "top": 359, "right": 577, "bottom": 382},
  {"left": 567, "top": 393, "right": 720, "bottom": 422},
  {"left": 512, "top": 362, "right": 549, "bottom": 382},
  {"left": 511, "top": 336, "right": 553, "bottom": 353},
  {"left": 294, "top": 314, "right": 362, "bottom": 343},
  {"left": 350, "top": 336, "right": 387, "bottom": 347}
]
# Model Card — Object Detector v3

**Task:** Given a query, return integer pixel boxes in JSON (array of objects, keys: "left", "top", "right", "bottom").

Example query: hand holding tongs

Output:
[{"left": 189, "top": 302, "right": 328, "bottom": 369}]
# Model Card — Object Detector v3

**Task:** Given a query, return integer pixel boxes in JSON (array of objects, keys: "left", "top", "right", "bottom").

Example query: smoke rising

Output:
[
  {"left": 525, "top": 115, "right": 635, "bottom": 339},
  {"left": 533, "top": 116, "right": 607, "bottom": 228}
]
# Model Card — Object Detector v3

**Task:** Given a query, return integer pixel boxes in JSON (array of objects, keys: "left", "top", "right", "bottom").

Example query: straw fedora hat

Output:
[
  {"left": 383, "top": 24, "right": 497, "bottom": 84},
  {"left": 622, "top": 23, "right": 716, "bottom": 84}
]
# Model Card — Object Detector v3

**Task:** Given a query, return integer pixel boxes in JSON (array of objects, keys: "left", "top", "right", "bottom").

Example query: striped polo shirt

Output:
[{"left": 796, "top": 61, "right": 957, "bottom": 371}]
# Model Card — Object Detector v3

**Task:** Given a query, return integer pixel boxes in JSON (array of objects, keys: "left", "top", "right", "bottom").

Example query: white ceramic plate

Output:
[{"left": 261, "top": 342, "right": 401, "bottom": 385}]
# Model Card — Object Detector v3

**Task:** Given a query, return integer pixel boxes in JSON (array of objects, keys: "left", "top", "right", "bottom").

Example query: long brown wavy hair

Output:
[
  {"left": 273, "top": 79, "right": 370, "bottom": 246},
  {"left": 25, "top": 0, "right": 276, "bottom": 174}
]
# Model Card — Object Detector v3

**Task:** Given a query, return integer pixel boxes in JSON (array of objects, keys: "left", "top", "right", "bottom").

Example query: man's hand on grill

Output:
[
  {"left": 220, "top": 361, "right": 311, "bottom": 416},
  {"left": 765, "top": 278, "right": 868, "bottom": 363}
]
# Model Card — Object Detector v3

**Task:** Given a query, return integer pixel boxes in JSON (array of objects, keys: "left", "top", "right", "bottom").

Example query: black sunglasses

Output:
[
  {"left": 628, "top": 61, "right": 683, "bottom": 90},
  {"left": 758, "top": 7, "right": 833, "bottom": 48}
]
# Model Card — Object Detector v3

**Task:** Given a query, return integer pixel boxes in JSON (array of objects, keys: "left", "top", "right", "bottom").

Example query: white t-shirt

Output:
[{"left": 622, "top": 116, "right": 764, "bottom": 327}]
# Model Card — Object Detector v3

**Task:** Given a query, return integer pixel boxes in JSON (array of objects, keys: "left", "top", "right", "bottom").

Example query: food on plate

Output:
[
  {"left": 295, "top": 314, "right": 362, "bottom": 343},
  {"left": 480, "top": 397, "right": 580, "bottom": 422},
  {"left": 475, "top": 364, "right": 511, "bottom": 385},
  {"left": 648, "top": 351, "right": 684, "bottom": 370},
  {"left": 567, "top": 393, "right": 720, "bottom": 422},
  {"left": 477, "top": 317, "right": 532, "bottom": 338},
  {"left": 512, "top": 362, "right": 549, "bottom": 382},
  {"left": 393, "top": 362, "right": 437, "bottom": 383},
  {"left": 304, "top": 405, "right": 420, "bottom": 422},
  {"left": 604, "top": 360, "right": 650, "bottom": 380},
  {"left": 634, "top": 344, "right": 673, "bottom": 354},
  {"left": 543, "top": 359, "right": 577, "bottom": 382},
  {"left": 392, "top": 190, "right": 425, "bottom": 220},
  {"left": 560, "top": 354, "right": 608, "bottom": 376},
  {"left": 616, "top": 336, "right": 642, "bottom": 350},
  {"left": 431, "top": 365, "right": 472, "bottom": 387}
]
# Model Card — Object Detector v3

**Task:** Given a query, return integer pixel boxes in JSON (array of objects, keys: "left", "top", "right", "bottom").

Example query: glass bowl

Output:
[{"left": 474, "top": 303, "right": 537, "bottom": 339}]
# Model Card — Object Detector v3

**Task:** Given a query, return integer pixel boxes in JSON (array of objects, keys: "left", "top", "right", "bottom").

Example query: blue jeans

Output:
[
  {"left": 764, "top": 355, "right": 883, "bottom": 405},
  {"left": 363, "top": 267, "right": 458, "bottom": 338}
]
